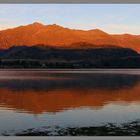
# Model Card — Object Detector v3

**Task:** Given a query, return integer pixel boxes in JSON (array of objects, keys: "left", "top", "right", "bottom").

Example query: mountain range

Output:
[
  {"left": 0, "top": 22, "right": 140, "bottom": 68},
  {"left": 0, "top": 22, "right": 140, "bottom": 53}
]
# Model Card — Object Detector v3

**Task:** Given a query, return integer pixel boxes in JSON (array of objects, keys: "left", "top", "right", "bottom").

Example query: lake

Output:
[{"left": 0, "top": 69, "right": 140, "bottom": 135}]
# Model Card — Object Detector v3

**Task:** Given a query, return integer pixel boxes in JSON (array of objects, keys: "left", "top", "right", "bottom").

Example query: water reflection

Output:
[{"left": 0, "top": 72, "right": 140, "bottom": 114}]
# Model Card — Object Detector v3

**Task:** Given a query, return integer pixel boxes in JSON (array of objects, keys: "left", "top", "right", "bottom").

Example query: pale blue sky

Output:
[{"left": 0, "top": 4, "right": 140, "bottom": 34}]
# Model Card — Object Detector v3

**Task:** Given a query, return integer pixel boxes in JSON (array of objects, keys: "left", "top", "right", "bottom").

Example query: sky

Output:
[{"left": 0, "top": 4, "right": 140, "bottom": 34}]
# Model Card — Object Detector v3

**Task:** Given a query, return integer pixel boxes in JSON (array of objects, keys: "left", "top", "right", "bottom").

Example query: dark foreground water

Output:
[{"left": 0, "top": 69, "right": 140, "bottom": 135}]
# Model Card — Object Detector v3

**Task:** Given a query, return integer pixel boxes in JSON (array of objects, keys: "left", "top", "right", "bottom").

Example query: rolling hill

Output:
[{"left": 0, "top": 45, "right": 140, "bottom": 68}]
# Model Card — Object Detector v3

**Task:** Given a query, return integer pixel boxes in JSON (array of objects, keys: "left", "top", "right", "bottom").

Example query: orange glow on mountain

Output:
[{"left": 0, "top": 22, "right": 140, "bottom": 52}]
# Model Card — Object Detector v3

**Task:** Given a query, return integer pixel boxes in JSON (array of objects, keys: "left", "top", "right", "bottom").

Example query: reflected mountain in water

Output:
[{"left": 0, "top": 73, "right": 140, "bottom": 114}]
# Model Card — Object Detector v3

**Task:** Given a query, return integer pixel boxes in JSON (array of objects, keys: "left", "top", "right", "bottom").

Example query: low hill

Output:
[{"left": 0, "top": 45, "right": 140, "bottom": 68}]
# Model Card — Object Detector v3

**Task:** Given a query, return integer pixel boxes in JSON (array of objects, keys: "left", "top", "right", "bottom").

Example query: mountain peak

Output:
[
  {"left": 46, "top": 24, "right": 66, "bottom": 30},
  {"left": 88, "top": 29, "right": 108, "bottom": 35},
  {"left": 30, "top": 22, "right": 44, "bottom": 27}
]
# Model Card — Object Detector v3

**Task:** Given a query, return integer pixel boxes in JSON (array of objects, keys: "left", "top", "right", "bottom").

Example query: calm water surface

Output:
[{"left": 0, "top": 69, "right": 140, "bottom": 134}]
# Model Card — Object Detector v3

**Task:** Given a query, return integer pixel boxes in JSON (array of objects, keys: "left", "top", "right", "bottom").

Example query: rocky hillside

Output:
[{"left": 0, "top": 22, "right": 140, "bottom": 52}]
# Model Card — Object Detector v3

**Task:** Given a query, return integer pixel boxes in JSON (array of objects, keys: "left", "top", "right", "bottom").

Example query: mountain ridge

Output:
[{"left": 0, "top": 22, "right": 140, "bottom": 52}]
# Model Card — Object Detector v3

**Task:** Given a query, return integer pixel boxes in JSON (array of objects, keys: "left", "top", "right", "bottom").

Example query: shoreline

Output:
[{"left": 2, "top": 120, "right": 140, "bottom": 136}]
